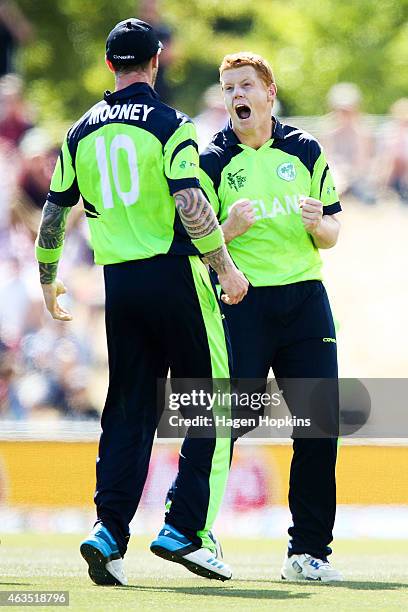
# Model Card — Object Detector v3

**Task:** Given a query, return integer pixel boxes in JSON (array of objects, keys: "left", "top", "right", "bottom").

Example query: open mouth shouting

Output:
[{"left": 234, "top": 103, "right": 251, "bottom": 120}]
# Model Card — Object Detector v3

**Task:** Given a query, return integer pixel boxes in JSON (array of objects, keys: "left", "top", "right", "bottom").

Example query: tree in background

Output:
[{"left": 16, "top": 0, "right": 408, "bottom": 128}]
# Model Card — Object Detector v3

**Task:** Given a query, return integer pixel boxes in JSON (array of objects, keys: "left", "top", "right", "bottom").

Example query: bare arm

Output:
[
  {"left": 36, "top": 200, "right": 72, "bottom": 320},
  {"left": 174, "top": 187, "right": 248, "bottom": 304},
  {"left": 300, "top": 197, "right": 340, "bottom": 249},
  {"left": 309, "top": 214, "right": 340, "bottom": 249}
]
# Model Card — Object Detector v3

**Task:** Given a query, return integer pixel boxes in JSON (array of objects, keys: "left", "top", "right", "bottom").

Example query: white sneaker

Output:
[
  {"left": 150, "top": 524, "right": 232, "bottom": 581},
  {"left": 281, "top": 552, "right": 343, "bottom": 582}
]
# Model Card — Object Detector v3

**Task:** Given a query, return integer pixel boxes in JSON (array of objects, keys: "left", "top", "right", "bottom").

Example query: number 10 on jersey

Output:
[{"left": 95, "top": 134, "right": 139, "bottom": 209}]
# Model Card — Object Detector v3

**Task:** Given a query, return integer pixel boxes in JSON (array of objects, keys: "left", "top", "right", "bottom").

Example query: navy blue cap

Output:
[{"left": 106, "top": 18, "right": 162, "bottom": 65}]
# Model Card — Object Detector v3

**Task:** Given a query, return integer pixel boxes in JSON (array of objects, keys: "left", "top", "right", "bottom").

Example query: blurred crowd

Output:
[
  {"left": 0, "top": 65, "right": 407, "bottom": 421},
  {"left": 0, "top": 73, "right": 105, "bottom": 421}
]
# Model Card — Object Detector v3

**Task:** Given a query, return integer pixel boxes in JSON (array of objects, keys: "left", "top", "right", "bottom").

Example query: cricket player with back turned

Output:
[{"left": 35, "top": 19, "right": 248, "bottom": 586}]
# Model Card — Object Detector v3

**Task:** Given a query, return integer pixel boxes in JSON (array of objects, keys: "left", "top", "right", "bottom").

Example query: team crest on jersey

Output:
[
  {"left": 277, "top": 162, "right": 296, "bottom": 181},
  {"left": 227, "top": 169, "right": 246, "bottom": 192}
]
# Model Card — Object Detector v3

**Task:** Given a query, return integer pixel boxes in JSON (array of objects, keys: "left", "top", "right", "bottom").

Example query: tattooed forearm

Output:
[
  {"left": 38, "top": 201, "right": 70, "bottom": 249},
  {"left": 39, "top": 261, "right": 59, "bottom": 284},
  {"left": 37, "top": 200, "right": 70, "bottom": 284},
  {"left": 201, "top": 245, "right": 233, "bottom": 274},
  {"left": 175, "top": 188, "right": 218, "bottom": 239},
  {"left": 174, "top": 188, "right": 234, "bottom": 275}
]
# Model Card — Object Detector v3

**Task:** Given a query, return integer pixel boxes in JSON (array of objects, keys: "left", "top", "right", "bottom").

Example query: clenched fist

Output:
[
  {"left": 218, "top": 267, "right": 249, "bottom": 305},
  {"left": 223, "top": 199, "right": 256, "bottom": 243},
  {"left": 300, "top": 197, "right": 323, "bottom": 233}
]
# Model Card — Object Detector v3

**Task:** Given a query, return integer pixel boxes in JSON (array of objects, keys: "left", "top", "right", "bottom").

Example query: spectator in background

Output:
[
  {"left": 0, "top": 0, "right": 33, "bottom": 76},
  {"left": 323, "top": 82, "right": 376, "bottom": 204},
  {"left": 379, "top": 98, "right": 408, "bottom": 204},
  {"left": 49, "top": 365, "right": 99, "bottom": 420},
  {"left": 0, "top": 339, "right": 26, "bottom": 418},
  {"left": 10, "top": 128, "right": 58, "bottom": 240},
  {"left": 0, "top": 74, "right": 34, "bottom": 250},
  {"left": 0, "top": 257, "right": 31, "bottom": 345},
  {"left": 0, "top": 73, "right": 33, "bottom": 148},
  {"left": 138, "top": 0, "right": 174, "bottom": 103},
  {"left": 16, "top": 311, "right": 97, "bottom": 420},
  {"left": 193, "top": 84, "right": 229, "bottom": 152}
]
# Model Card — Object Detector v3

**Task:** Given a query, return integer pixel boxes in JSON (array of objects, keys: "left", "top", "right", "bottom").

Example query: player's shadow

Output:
[
  {"left": 252, "top": 579, "right": 407, "bottom": 591},
  {"left": 313, "top": 580, "right": 407, "bottom": 591},
  {"left": 117, "top": 585, "right": 311, "bottom": 600}
]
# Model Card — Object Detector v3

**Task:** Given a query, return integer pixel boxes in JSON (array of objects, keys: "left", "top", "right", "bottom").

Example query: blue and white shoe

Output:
[
  {"left": 281, "top": 552, "right": 343, "bottom": 582},
  {"left": 150, "top": 524, "right": 232, "bottom": 581},
  {"left": 80, "top": 524, "right": 128, "bottom": 586}
]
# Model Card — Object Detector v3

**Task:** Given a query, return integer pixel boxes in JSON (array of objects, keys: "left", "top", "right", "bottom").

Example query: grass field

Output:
[{"left": 0, "top": 535, "right": 407, "bottom": 611}]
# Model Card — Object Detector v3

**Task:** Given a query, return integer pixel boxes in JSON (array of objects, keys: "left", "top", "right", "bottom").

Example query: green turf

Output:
[{"left": 0, "top": 534, "right": 407, "bottom": 611}]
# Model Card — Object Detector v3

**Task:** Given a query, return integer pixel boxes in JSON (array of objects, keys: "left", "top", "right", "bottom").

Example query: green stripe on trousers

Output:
[{"left": 188, "top": 256, "right": 231, "bottom": 551}]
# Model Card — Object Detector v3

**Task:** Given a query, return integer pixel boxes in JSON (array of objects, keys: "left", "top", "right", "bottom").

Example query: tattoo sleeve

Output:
[
  {"left": 37, "top": 200, "right": 70, "bottom": 284},
  {"left": 174, "top": 188, "right": 233, "bottom": 274}
]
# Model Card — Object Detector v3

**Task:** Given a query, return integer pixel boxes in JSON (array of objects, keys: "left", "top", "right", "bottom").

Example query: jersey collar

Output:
[
  {"left": 104, "top": 82, "right": 160, "bottom": 104},
  {"left": 222, "top": 116, "right": 285, "bottom": 147}
]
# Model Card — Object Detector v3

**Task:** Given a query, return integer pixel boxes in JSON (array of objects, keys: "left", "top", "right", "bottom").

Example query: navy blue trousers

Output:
[
  {"left": 94, "top": 255, "right": 231, "bottom": 556},
  {"left": 224, "top": 280, "right": 338, "bottom": 560}
]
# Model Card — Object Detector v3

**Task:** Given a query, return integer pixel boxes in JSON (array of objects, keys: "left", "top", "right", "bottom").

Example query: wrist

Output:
[
  {"left": 216, "top": 258, "right": 235, "bottom": 278},
  {"left": 39, "top": 261, "right": 58, "bottom": 285},
  {"left": 308, "top": 218, "right": 323, "bottom": 237},
  {"left": 221, "top": 219, "right": 237, "bottom": 244}
]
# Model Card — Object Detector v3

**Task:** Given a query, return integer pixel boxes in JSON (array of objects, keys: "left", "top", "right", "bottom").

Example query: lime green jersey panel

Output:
[
  {"left": 46, "top": 82, "right": 201, "bottom": 264},
  {"left": 310, "top": 150, "right": 339, "bottom": 208},
  {"left": 76, "top": 124, "right": 176, "bottom": 264},
  {"left": 200, "top": 120, "right": 341, "bottom": 287},
  {"left": 50, "top": 138, "right": 75, "bottom": 193},
  {"left": 48, "top": 136, "right": 80, "bottom": 206},
  {"left": 218, "top": 147, "right": 321, "bottom": 286},
  {"left": 164, "top": 121, "right": 200, "bottom": 188}
]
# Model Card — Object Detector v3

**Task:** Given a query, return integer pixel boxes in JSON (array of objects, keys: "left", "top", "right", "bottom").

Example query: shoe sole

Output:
[
  {"left": 281, "top": 574, "right": 321, "bottom": 581},
  {"left": 150, "top": 544, "right": 231, "bottom": 581},
  {"left": 80, "top": 543, "right": 122, "bottom": 586},
  {"left": 281, "top": 574, "right": 342, "bottom": 583}
]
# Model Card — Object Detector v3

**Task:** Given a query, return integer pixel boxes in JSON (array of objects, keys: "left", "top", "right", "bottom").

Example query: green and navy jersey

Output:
[
  {"left": 48, "top": 83, "right": 200, "bottom": 264},
  {"left": 200, "top": 119, "right": 341, "bottom": 287}
]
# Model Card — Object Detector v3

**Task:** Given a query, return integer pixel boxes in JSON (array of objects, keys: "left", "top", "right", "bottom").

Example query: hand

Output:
[
  {"left": 300, "top": 197, "right": 323, "bottom": 233},
  {"left": 41, "top": 279, "right": 73, "bottom": 321},
  {"left": 218, "top": 267, "right": 249, "bottom": 305},
  {"left": 223, "top": 199, "right": 256, "bottom": 242}
]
